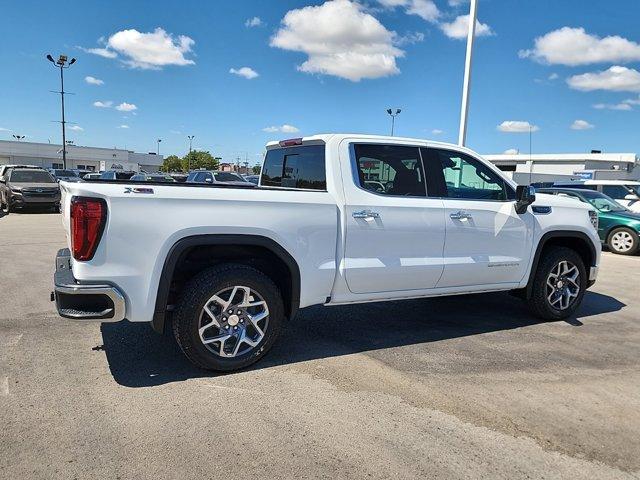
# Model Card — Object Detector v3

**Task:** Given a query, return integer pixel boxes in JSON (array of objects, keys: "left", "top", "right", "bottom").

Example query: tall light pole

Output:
[
  {"left": 187, "top": 135, "right": 195, "bottom": 172},
  {"left": 46, "top": 54, "right": 76, "bottom": 169},
  {"left": 458, "top": 0, "right": 478, "bottom": 146},
  {"left": 386, "top": 108, "right": 401, "bottom": 136},
  {"left": 12, "top": 135, "right": 25, "bottom": 141},
  {"left": 157, "top": 138, "right": 162, "bottom": 155}
]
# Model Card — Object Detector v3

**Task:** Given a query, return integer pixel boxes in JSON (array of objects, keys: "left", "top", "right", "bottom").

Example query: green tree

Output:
[
  {"left": 160, "top": 155, "right": 183, "bottom": 172},
  {"left": 252, "top": 165, "right": 261, "bottom": 174},
  {"left": 181, "top": 150, "right": 220, "bottom": 172}
]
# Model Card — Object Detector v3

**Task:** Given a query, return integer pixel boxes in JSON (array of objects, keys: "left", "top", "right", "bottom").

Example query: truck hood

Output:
[{"left": 533, "top": 192, "right": 593, "bottom": 211}]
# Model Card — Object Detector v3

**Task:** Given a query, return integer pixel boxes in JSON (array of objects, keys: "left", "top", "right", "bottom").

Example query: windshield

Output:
[
  {"left": 582, "top": 192, "right": 627, "bottom": 212},
  {"left": 10, "top": 170, "right": 55, "bottom": 183},
  {"left": 624, "top": 184, "right": 640, "bottom": 196},
  {"left": 214, "top": 172, "right": 245, "bottom": 182},
  {"left": 54, "top": 170, "right": 78, "bottom": 177}
]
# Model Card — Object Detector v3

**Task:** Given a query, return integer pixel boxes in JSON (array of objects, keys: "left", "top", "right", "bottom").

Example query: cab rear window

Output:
[{"left": 261, "top": 145, "right": 326, "bottom": 190}]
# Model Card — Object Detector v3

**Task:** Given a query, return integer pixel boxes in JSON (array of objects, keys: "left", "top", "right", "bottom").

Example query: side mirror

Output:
[
  {"left": 205, "top": 177, "right": 213, "bottom": 183},
  {"left": 624, "top": 194, "right": 639, "bottom": 201},
  {"left": 515, "top": 185, "right": 536, "bottom": 214}
]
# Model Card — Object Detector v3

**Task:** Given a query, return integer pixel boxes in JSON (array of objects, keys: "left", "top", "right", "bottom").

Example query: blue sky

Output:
[{"left": 1, "top": 0, "right": 639, "bottom": 164}]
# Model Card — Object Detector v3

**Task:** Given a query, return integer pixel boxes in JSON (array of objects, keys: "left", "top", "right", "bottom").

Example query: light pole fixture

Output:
[
  {"left": 46, "top": 54, "right": 76, "bottom": 169},
  {"left": 156, "top": 138, "right": 162, "bottom": 155},
  {"left": 187, "top": 135, "right": 195, "bottom": 172},
  {"left": 386, "top": 108, "right": 401, "bottom": 136},
  {"left": 12, "top": 135, "right": 25, "bottom": 141}
]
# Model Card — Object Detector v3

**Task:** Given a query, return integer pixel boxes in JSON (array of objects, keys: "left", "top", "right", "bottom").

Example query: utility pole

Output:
[
  {"left": 157, "top": 138, "right": 162, "bottom": 155},
  {"left": 187, "top": 135, "right": 195, "bottom": 172},
  {"left": 386, "top": 108, "right": 401, "bottom": 136},
  {"left": 458, "top": 0, "right": 478, "bottom": 146},
  {"left": 46, "top": 54, "right": 76, "bottom": 169}
]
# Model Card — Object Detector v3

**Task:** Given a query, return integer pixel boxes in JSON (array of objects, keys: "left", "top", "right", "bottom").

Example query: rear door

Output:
[
  {"left": 342, "top": 143, "right": 446, "bottom": 294},
  {"left": 422, "top": 148, "right": 534, "bottom": 288}
]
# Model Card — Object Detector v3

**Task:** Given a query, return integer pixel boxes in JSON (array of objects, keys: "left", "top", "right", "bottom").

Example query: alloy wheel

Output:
[
  {"left": 610, "top": 231, "right": 634, "bottom": 253},
  {"left": 545, "top": 260, "right": 581, "bottom": 310},
  {"left": 198, "top": 285, "right": 269, "bottom": 358}
]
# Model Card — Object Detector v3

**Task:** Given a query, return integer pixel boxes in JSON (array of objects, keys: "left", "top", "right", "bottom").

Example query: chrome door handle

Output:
[
  {"left": 450, "top": 210, "right": 472, "bottom": 220},
  {"left": 353, "top": 209, "right": 380, "bottom": 219}
]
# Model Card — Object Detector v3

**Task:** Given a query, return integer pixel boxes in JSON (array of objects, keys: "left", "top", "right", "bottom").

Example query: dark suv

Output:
[{"left": 0, "top": 168, "right": 61, "bottom": 213}]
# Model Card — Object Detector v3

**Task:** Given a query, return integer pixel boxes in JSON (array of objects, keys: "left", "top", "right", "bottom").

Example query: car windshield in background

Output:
[
  {"left": 150, "top": 175, "right": 176, "bottom": 182},
  {"left": 54, "top": 170, "right": 78, "bottom": 177},
  {"left": 581, "top": 191, "right": 627, "bottom": 212},
  {"left": 10, "top": 170, "right": 55, "bottom": 183},
  {"left": 625, "top": 184, "right": 640, "bottom": 196},
  {"left": 214, "top": 172, "right": 244, "bottom": 182}
]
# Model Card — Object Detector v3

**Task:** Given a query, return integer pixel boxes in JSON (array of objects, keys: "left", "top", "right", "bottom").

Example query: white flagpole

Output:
[{"left": 458, "top": 0, "right": 478, "bottom": 146}]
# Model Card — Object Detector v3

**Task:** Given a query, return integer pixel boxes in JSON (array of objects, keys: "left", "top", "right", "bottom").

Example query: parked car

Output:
[
  {"left": 553, "top": 180, "right": 640, "bottom": 213},
  {"left": 186, "top": 170, "right": 253, "bottom": 186},
  {"left": 243, "top": 174, "right": 260, "bottom": 185},
  {"left": 99, "top": 170, "right": 137, "bottom": 180},
  {"left": 539, "top": 187, "right": 640, "bottom": 255},
  {"left": 49, "top": 169, "right": 82, "bottom": 183},
  {"left": 169, "top": 173, "right": 188, "bottom": 183},
  {"left": 52, "top": 134, "right": 601, "bottom": 372},
  {"left": 0, "top": 164, "right": 41, "bottom": 177},
  {"left": 130, "top": 173, "right": 177, "bottom": 183},
  {"left": 71, "top": 169, "right": 95, "bottom": 179},
  {"left": 1, "top": 167, "right": 60, "bottom": 213},
  {"left": 82, "top": 173, "right": 102, "bottom": 180}
]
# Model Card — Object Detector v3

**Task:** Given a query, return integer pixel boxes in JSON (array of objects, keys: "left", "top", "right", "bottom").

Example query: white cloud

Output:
[
  {"left": 548, "top": 73, "right": 559, "bottom": 80},
  {"left": 78, "top": 46, "right": 118, "bottom": 59},
  {"left": 395, "top": 31, "right": 425, "bottom": 46},
  {"left": 115, "top": 102, "right": 138, "bottom": 112},
  {"left": 448, "top": 0, "right": 468, "bottom": 5},
  {"left": 592, "top": 102, "right": 632, "bottom": 111},
  {"left": 271, "top": 0, "right": 404, "bottom": 82},
  {"left": 68, "top": 125, "right": 84, "bottom": 131},
  {"left": 497, "top": 121, "right": 540, "bottom": 133},
  {"left": 570, "top": 120, "right": 594, "bottom": 130},
  {"left": 0, "top": 127, "right": 11, "bottom": 131},
  {"left": 519, "top": 27, "right": 640, "bottom": 66},
  {"left": 117, "top": 125, "right": 130, "bottom": 129},
  {"left": 503, "top": 148, "right": 519, "bottom": 155},
  {"left": 623, "top": 95, "right": 640, "bottom": 105},
  {"left": 84, "top": 76, "right": 104, "bottom": 85},
  {"left": 377, "top": 0, "right": 440, "bottom": 22},
  {"left": 82, "top": 28, "right": 195, "bottom": 69},
  {"left": 170, "top": 130, "right": 182, "bottom": 134},
  {"left": 245, "top": 17, "right": 263, "bottom": 27},
  {"left": 93, "top": 100, "right": 113, "bottom": 108},
  {"left": 263, "top": 124, "right": 300, "bottom": 133},
  {"left": 431, "top": 129, "right": 444, "bottom": 135},
  {"left": 567, "top": 66, "right": 640, "bottom": 92},
  {"left": 439, "top": 14, "right": 493, "bottom": 40},
  {"left": 229, "top": 67, "right": 259, "bottom": 79}
]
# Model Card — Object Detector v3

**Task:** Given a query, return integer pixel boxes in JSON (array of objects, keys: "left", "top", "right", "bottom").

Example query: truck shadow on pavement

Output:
[{"left": 100, "top": 290, "right": 625, "bottom": 388}]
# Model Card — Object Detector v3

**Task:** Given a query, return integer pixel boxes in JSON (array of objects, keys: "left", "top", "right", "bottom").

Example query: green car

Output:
[{"left": 539, "top": 187, "right": 640, "bottom": 255}]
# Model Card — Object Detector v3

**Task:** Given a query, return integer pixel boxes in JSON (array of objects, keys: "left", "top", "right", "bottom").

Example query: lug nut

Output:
[
  {"left": 240, "top": 319, "right": 244, "bottom": 323},
  {"left": 233, "top": 326, "right": 238, "bottom": 330}
]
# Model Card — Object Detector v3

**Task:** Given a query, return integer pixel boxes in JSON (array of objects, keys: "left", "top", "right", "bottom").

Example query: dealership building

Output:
[
  {"left": 0, "top": 139, "right": 163, "bottom": 173},
  {"left": 485, "top": 151, "right": 640, "bottom": 185}
]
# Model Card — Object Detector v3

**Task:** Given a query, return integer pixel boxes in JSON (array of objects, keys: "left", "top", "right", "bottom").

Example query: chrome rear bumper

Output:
[{"left": 52, "top": 248, "right": 126, "bottom": 322}]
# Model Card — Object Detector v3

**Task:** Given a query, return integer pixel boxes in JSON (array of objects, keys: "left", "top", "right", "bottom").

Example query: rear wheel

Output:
[
  {"left": 172, "top": 263, "right": 284, "bottom": 371},
  {"left": 526, "top": 247, "right": 586, "bottom": 320},
  {"left": 607, "top": 227, "right": 638, "bottom": 255}
]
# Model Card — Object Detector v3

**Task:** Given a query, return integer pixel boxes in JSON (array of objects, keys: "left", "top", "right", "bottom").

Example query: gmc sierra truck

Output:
[{"left": 52, "top": 134, "right": 601, "bottom": 371}]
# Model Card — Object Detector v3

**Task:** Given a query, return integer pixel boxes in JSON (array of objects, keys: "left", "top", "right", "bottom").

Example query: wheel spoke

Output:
[{"left": 202, "top": 333, "right": 231, "bottom": 346}]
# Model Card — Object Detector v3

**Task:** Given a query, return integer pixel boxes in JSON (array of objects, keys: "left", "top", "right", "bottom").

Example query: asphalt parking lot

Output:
[{"left": 1, "top": 211, "right": 639, "bottom": 479}]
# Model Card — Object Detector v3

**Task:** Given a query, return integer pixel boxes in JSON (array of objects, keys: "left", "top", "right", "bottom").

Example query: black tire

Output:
[
  {"left": 607, "top": 227, "right": 639, "bottom": 256},
  {"left": 526, "top": 246, "right": 587, "bottom": 321},
  {"left": 172, "top": 263, "right": 284, "bottom": 372}
]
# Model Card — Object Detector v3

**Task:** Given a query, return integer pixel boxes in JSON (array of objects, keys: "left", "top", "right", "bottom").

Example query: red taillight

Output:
[
  {"left": 70, "top": 197, "right": 107, "bottom": 261},
  {"left": 278, "top": 138, "right": 303, "bottom": 147}
]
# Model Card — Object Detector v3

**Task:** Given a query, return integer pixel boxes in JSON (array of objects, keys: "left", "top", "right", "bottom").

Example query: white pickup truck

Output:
[{"left": 53, "top": 134, "right": 601, "bottom": 371}]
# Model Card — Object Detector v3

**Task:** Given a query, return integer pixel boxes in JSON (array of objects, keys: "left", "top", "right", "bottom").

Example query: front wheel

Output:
[
  {"left": 526, "top": 247, "right": 587, "bottom": 320},
  {"left": 172, "top": 263, "right": 284, "bottom": 371},
  {"left": 607, "top": 227, "right": 639, "bottom": 255}
]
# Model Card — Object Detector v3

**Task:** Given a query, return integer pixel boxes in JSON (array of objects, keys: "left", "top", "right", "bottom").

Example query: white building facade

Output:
[
  {"left": 0, "top": 140, "right": 163, "bottom": 172},
  {"left": 484, "top": 152, "right": 640, "bottom": 185}
]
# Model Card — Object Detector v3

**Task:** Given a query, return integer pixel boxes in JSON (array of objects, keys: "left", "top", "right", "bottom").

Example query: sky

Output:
[{"left": 1, "top": 0, "right": 639, "bottom": 164}]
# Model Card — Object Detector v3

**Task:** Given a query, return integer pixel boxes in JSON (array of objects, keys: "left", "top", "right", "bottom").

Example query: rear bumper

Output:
[{"left": 52, "top": 248, "right": 125, "bottom": 322}]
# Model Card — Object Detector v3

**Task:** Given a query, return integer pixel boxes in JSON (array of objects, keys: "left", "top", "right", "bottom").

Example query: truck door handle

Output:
[
  {"left": 353, "top": 210, "right": 380, "bottom": 219},
  {"left": 450, "top": 210, "right": 472, "bottom": 220}
]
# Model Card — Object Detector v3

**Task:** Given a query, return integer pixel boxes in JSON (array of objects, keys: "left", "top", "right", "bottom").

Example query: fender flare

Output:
[
  {"left": 151, "top": 234, "right": 301, "bottom": 334},
  {"left": 525, "top": 230, "right": 597, "bottom": 298}
]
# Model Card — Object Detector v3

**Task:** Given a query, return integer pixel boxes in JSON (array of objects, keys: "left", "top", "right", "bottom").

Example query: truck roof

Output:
[{"left": 265, "top": 133, "right": 467, "bottom": 153}]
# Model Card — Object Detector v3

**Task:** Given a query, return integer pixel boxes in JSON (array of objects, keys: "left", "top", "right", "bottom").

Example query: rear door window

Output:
[
  {"left": 261, "top": 145, "right": 326, "bottom": 190},
  {"left": 602, "top": 185, "right": 630, "bottom": 199}
]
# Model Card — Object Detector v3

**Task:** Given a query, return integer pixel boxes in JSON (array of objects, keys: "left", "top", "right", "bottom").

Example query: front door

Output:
[
  {"left": 343, "top": 143, "right": 446, "bottom": 294},
  {"left": 422, "top": 148, "right": 534, "bottom": 288}
]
